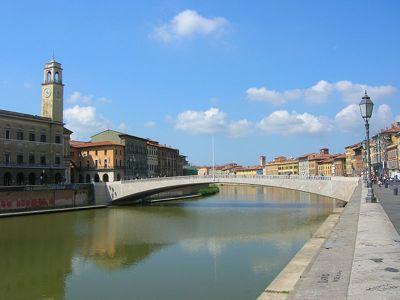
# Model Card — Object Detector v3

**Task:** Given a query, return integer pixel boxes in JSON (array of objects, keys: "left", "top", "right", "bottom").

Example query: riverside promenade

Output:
[{"left": 259, "top": 181, "right": 400, "bottom": 300}]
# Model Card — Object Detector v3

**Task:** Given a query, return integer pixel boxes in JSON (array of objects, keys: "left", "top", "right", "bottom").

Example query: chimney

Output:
[
  {"left": 320, "top": 148, "right": 329, "bottom": 155},
  {"left": 259, "top": 155, "right": 266, "bottom": 166}
]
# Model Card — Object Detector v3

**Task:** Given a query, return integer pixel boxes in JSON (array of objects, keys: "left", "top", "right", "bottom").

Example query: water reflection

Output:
[{"left": 0, "top": 185, "right": 337, "bottom": 300}]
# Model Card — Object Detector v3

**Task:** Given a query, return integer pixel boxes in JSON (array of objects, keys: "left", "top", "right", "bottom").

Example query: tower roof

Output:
[{"left": 44, "top": 59, "right": 62, "bottom": 69}]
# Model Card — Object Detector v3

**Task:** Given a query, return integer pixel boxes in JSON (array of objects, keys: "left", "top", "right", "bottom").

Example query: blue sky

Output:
[{"left": 0, "top": 0, "right": 399, "bottom": 166}]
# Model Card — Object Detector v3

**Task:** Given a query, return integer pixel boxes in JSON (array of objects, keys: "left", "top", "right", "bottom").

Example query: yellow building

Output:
[
  {"left": 264, "top": 157, "right": 299, "bottom": 175},
  {"left": 317, "top": 159, "right": 333, "bottom": 176},
  {"left": 235, "top": 166, "right": 263, "bottom": 176},
  {"left": 0, "top": 59, "right": 71, "bottom": 186},
  {"left": 345, "top": 143, "right": 363, "bottom": 177}
]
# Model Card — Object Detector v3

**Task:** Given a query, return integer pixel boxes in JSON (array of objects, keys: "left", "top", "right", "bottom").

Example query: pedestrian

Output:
[{"left": 393, "top": 175, "right": 399, "bottom": 195}]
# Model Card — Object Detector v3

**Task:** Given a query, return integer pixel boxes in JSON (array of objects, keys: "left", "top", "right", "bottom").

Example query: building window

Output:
[
  {"left": 29, "top": 153, "right": 35, "bottom": 164},
  {"left": 54, "top": 72, "right": 59, "bottom": 82},
  {"left": 55, "top": 156, "right": 61, "bottom": 165},
  {"left": 29, "top": 132, "right": 35, "bottom": 141},
  {"left": 5, "top": 129, "right": 10, "bottom": 139},
  {"left": 17, "top": 131, "right": 24, "bottom": 140},
  {"left": 55, "top": 135, "right": 61, "bottom": 143},
  {"left": 104, "top": 149, "right": 108, "bottom": 155},
  {"left": 104, "top": 159, "right": 108, "bottom": 168},
  {"left": 95, "top": 150, "right": 98, "bottom": 155},
  {"left": 40, "top": 134, "right": 46, "bottom": 142},
  {"left": 47, "top": 71, "right": 51, "bottom": 82},
  {"left": 95, "top": 160, "right": 98, "bottom": 167},
  {"left": 4, "top": 152, "right": 11, "bottom": 164},
  {"left": 40, "top": 155, "right": 46, "bottom": 165},
  {"left": 17, "top": 154, "right": 24, "bottom": 164}
]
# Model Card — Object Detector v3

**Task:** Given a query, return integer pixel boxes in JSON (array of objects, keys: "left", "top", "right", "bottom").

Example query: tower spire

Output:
[{"left": 52, "top": 49, "right": 55, "bottom": 61}]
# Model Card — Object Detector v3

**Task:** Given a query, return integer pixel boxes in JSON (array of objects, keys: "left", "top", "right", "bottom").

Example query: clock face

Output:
[{"left": 44, "top": 88, "right": 51, "bottom": 98}]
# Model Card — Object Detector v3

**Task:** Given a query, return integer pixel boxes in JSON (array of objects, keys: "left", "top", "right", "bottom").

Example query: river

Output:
[{"left": 0, "top": 185, "right": 340, "bottom": 300}]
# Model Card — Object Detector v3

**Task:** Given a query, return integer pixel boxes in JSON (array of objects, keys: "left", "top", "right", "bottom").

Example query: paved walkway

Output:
[
  {"left": 374, "top": 184, "right": 400, "bottom": 234},
  {"left": 284, "top": 182, "right": 400, "bottom": 299},
  {"left": 347, "top": 186, "right": 400, "bottom": 299},
  {"left": 287, "top": 184, "right": 361, "bottom": 299}
]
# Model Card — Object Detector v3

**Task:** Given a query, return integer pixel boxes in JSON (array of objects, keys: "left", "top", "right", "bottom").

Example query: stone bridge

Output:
[{"left": 93, "top": 175, "right": 360, "bottom": 205}]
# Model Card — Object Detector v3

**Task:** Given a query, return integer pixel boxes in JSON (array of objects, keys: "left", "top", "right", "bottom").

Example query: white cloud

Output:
[
  {"left": 153, "top": 10, "right": 229, "bottom": 42},
  {"left": 228, "top": 119, "right": 253, "bottom": 138},
  {"left": 66, "top": 91, "right": 111, "bottom": 105},
  {"left": 334, "top": 104, "right": 360, "bottom": 132},
  {"left": 247, "top": 80, "right": 396, "bottom": 105},
  {"left": 335, "top": 103, "right": 394, "bottom": 132},
  {"left": 23, "top": 82, "right": 33, "bottom": 88},
  {"left": 118, "top": 122, "right": 129, "bottom": 132},
  {"left": 64, "top": 105, "right": 111, "bottom": 140},
  {"left": 258, "top": 110, "right": 333, "bottom": 135},
  {"left": 144, "top": 121, "right": 156, "bottom": 128},
  {"left": 175, "top": 107, "right": 226, "bottom": 134}
]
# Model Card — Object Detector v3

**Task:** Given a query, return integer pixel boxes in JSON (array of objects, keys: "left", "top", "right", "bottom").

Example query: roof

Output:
[
  {"left": 297, "top": 153, "right": 317, "bottom": 160},
  {"left": 307, "top": 153, "right": 331, "bottom": 161},
  {"left": 91, "top": 129, "right": 148, "bottom": 142},
  {"left": 0, "top": 109, "right": 62, "bottom": 124},
  {"left": 235, "top": 166, "right": 263, "bottom": 171},
  {"left": 70, "top": 140, "right": 123, "bottom": 148},
  {"left": 334, "top": 153, "right": 346, "bottom": 160},
  {"left": 266, "top": 159, "right": 298, "bottom": 165},
  {"left": 345, "top": 142, "right": 362, "bottom": 149}
]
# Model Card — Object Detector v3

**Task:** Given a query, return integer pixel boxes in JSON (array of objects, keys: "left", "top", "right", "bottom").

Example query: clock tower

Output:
[{"left": 41, "top": 59, "right": 64, "bottom": 123}]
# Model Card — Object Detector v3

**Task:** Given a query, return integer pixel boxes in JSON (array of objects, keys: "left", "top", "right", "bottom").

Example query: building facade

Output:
[
  {"left": 345, "top": 143, "right": 363, "bottom": 177},
  {"left": 158, "top": 144, "right": 180, "bottom": 177},
  {"left": 264, "top": 157, "right": 299, "bottom": 175},
  {"left": 70, "top": 141, "right": 125, "bottom": 183},
  {"left": 0, "top": 59, "right": 71, "bottom": 186},
  {"left": 333, "top": 154, "right": 346, "bottom": 176},
  {"left": 235, "top": 166, "right": 263, "bottom": 176},
  {"left": 91, "top": 130, "right": 148, "bottom": 179},
  {"left": 147, "top": 141, "right": 159, "bottom": 177}
]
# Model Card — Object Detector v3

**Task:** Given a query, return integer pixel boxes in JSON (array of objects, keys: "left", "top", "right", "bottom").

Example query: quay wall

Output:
[{"left": 0, "top": 184, "right": 95, "bottom": 214}]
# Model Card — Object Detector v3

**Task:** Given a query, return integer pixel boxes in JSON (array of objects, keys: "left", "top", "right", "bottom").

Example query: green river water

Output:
[{"left": 0, "top": 185, "right": 339, "bottom": 300}]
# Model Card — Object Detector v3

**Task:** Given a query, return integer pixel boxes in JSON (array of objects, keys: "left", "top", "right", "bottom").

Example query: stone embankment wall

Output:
[{"left": 0, "top": 184, "right": 94, "bottom": 214}]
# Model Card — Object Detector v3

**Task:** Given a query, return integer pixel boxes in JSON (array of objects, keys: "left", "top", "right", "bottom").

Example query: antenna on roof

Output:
[{"left": 52, "top": 49, "right": 55, "bottom": 61}]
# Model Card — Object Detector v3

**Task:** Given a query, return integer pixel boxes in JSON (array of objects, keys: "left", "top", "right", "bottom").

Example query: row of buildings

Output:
[
  {"left": 0, "top": 59, "right": 187, "bottom": 186},
  {"left": 345, "top": 122, "right": 400, "bottom": 178},
  {"left": 70, "top": 131, "right": 187, "bottom": 183},
  {"left": 199, "top": 122, "right": 400, "bottom": 179},
  {"left": 197, "top": 148, "right": 346, "bottom": 177}
]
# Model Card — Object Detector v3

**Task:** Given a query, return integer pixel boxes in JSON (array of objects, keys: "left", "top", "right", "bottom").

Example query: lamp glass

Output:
[{"left": 359, "top": 99, "right": 374, "bottom": 119}]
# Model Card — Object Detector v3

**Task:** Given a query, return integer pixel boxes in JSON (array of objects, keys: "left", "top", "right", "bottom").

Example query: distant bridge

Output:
[{"left": 93, "top": 175, "right": 360, "bottom": 205}]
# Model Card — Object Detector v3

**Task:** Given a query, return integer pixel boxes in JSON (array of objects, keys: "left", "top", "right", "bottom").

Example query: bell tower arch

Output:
[{"left": 41, "top": 59, "right": 64, "bottom": 122}]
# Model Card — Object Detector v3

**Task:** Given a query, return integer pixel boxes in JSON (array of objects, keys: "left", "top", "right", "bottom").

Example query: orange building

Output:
[{"left": 70, "top": 141, "right": 125, "bottom": 183}]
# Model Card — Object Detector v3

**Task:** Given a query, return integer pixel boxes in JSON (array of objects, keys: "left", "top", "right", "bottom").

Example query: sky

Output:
[{"left": 0, "top": 0, "right": 399, "bottom": 166}]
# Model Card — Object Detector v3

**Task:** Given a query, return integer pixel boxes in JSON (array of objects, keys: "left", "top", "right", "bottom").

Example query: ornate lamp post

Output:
[{"left": 359, "top": 91, "right": 377, "bottom": 203}]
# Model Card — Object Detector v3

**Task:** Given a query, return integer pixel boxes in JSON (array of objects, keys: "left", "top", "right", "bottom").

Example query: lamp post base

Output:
[{"left": 366, "top": 187, "right": 377, "bottom": 203}]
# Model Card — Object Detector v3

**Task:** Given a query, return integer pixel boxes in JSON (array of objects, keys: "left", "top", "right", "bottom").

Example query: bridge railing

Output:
[{"left": 120, "top": 174, "right": 332, "bottom": 184}]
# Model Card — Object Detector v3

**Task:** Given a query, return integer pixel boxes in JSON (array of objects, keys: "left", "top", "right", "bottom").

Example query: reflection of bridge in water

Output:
[{"left": 94, "top": 175, "right": 359, "bottom": 205}]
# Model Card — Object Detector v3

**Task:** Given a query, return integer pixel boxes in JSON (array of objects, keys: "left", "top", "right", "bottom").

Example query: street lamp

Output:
[{"left": 359, "top": 90, "right": 377, "bottom": 203}]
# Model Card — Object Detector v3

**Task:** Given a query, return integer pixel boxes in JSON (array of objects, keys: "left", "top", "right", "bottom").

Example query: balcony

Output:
[{"left": 76, "top": 166, "right": 125, "bottom": 171}]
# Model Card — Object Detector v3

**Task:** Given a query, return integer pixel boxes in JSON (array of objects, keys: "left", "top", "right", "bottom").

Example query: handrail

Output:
[{"left": 120, "top": 174, "right": 333, "bottom": 184}]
